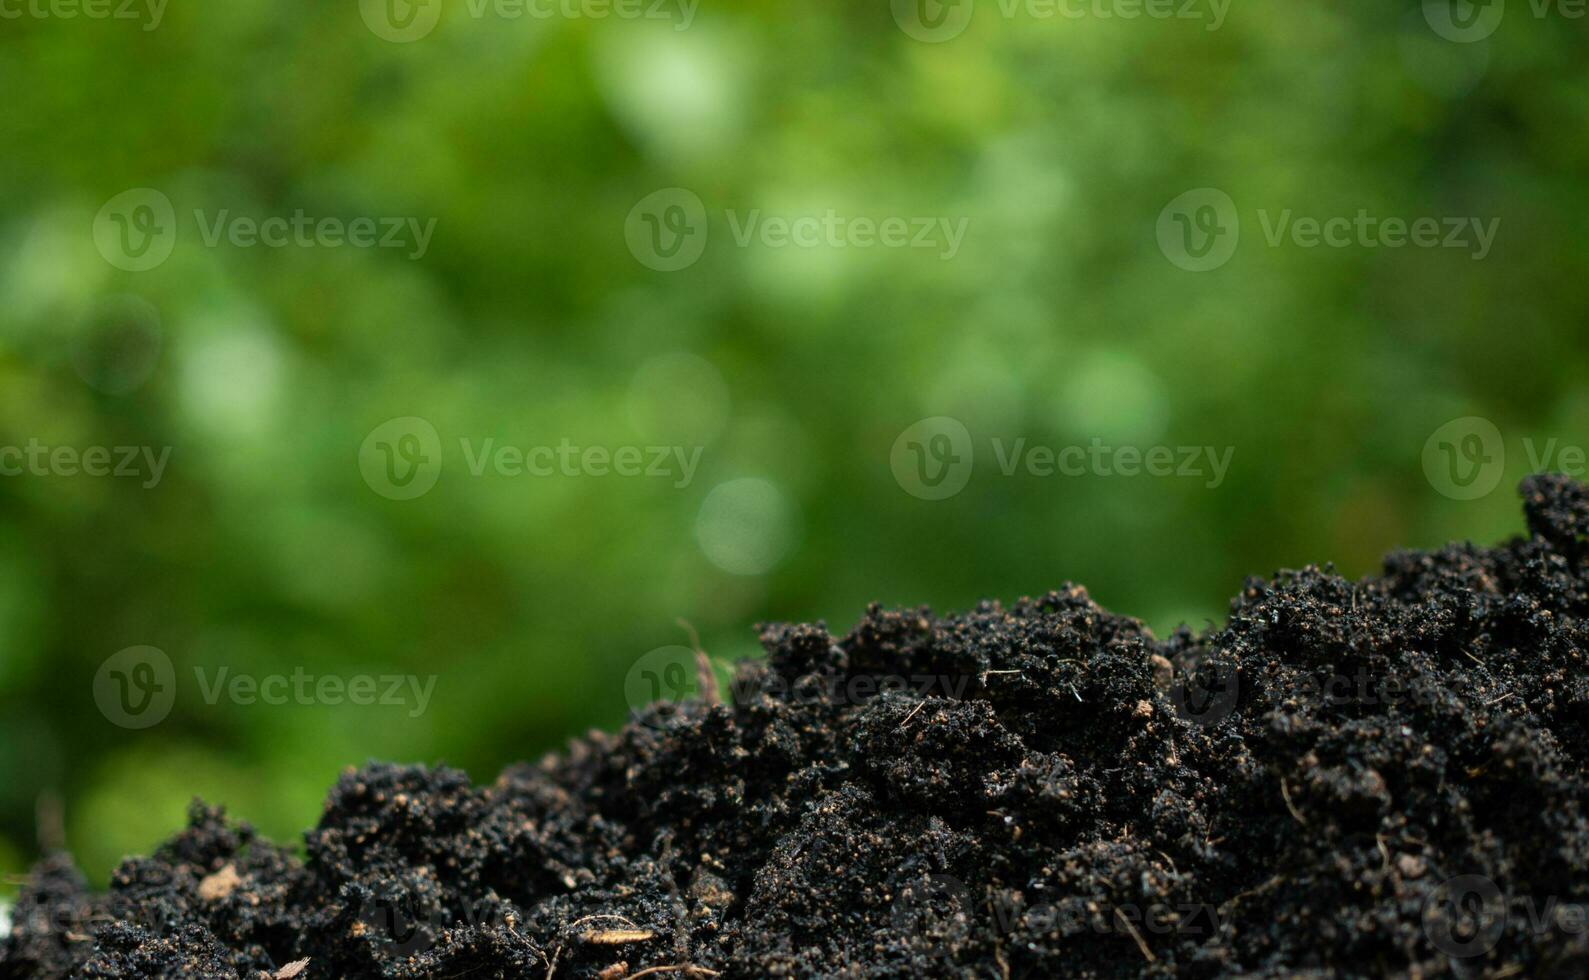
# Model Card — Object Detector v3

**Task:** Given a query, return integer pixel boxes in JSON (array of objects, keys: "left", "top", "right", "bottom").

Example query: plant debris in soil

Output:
[{"left": 5, "top": 475, "right": 1589, "bottom": 979}]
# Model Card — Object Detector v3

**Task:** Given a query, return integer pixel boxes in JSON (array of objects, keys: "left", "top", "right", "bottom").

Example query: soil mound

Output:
[{"left": 5, "top": 476, "right": 1589, "bottom": 978}]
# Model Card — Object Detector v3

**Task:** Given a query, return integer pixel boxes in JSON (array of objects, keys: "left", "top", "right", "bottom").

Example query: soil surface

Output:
[{"left": 5, "top": 476, "right": 1589, "bottom": 979}]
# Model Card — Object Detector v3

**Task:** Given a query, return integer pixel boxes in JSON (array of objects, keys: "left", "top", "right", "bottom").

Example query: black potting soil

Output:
[{"left": 5, "top": 475, "right": 1589, "bottom": 979}]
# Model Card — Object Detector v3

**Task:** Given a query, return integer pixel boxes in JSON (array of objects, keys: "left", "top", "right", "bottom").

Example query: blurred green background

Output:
[{"left": 2, "top": 0, "right": 1587, "bottom": 888}]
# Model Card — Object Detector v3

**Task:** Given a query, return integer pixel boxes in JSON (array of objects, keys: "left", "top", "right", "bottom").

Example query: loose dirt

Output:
[{"left": 4, "top": 476, "right": 1588, "bottom": 978}]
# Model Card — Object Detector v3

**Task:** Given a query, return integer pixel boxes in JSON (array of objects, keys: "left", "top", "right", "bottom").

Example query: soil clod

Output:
[{"left": 5, "top": 476, "right": 1589, "bottom": 978}]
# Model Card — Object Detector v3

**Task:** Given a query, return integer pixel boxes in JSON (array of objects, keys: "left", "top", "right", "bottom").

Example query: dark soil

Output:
[{"left": 6, "top": 476, "right": 1589, "bottom": 979}]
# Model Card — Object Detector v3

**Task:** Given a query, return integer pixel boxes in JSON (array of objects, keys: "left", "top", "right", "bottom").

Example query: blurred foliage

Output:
[{"left": 1, "top": 0, "right": 1587, "bottom": 887}]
